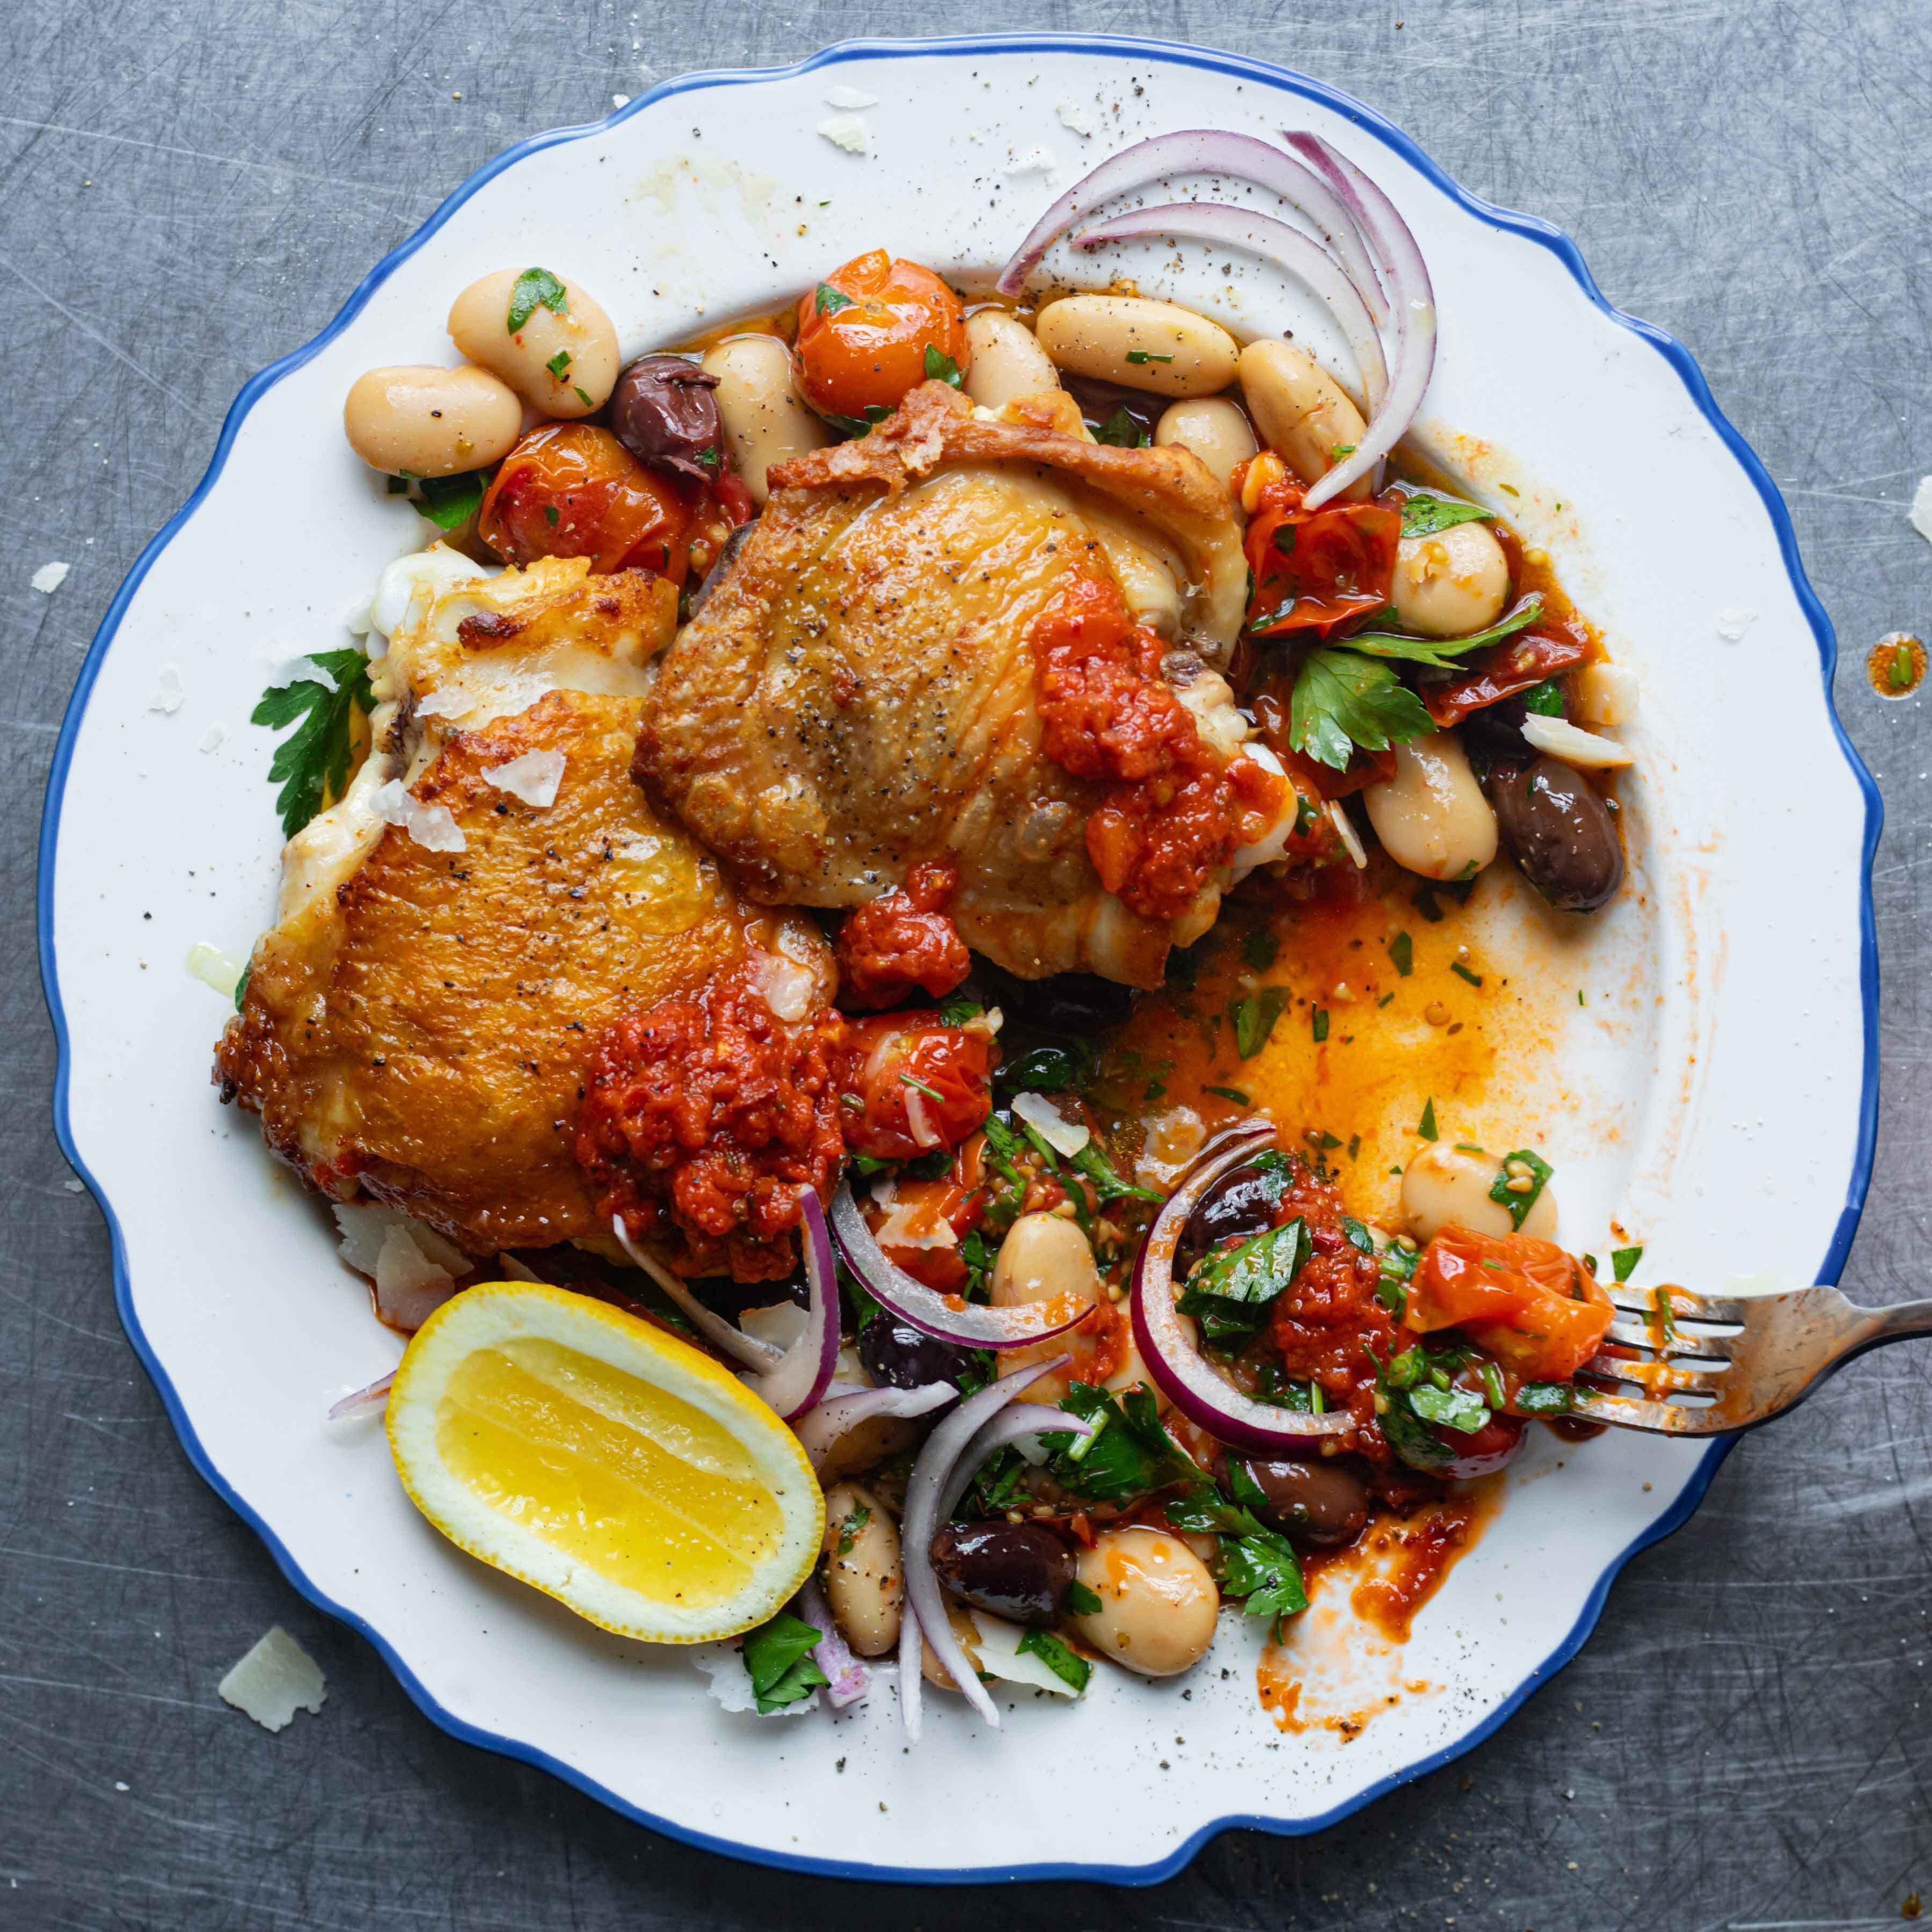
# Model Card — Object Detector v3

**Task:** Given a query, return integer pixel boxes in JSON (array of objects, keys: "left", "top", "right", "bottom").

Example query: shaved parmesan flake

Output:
[
  {"left": 369, "top": 547, "right": 491, "bottom": 640},
  {"left": 184, "top": 942, "right": 244, "bottom": 1001},
  {"left": 199, "top": 721, "right": 229, "bottom": 754},
  {"left": 148, "top": 665, "right": 185, "bottom": 715},
  {"left": 740, "top": 1301, "right": 810, "bottom": 1352},
  {"left": 823, "top": 84, "right": 878, "bottom": 108},
  {"left": 1912, "top": 477, "right": 1932, "bottom": 544},
  {"left": 331, "top": 1204, "right": 467, "bottom": 1330},
  {"left": 968, "top": 1612, "right": 1081, "bottom": 1696},
  {"left": 747, "top": 944, "right": 818, "bottom": 1023},
  {"left": 483, "top": 748, "right": 566, "bottom": 807},
  {"left": 1138, "top": 1106, "right": 1205, "bottom": 1188},
  {"left": 816, "top": 113, "right": 870, "bottom": 155},
  {"left": 32, "top": 561, "right": 70, "bottom": 594},
  {"left": 870, "top": 1180, "right": 959, "bottom": 1251},
  {"left": 1714, "top": 606, "right": 1756, "bottom": 643},
  {"left": 218, "top": 1627, "right": 326, "bottom": 1732},
  {"left": 692, "top": 1642, "right": 818, "bottom": 1716},
  {"left": 1520, "top": 714, "right": 1634, "bottom": 769},
  {"left": 1011, "top": 1091, "right": 1090, "bottom": 1158},
  {"left": 370, "top": 777, "right": 466, "bottom": 853},
  {"left": 1055, "top": 97, "right": 1096, "bottom": 137},
  {"left": 1004, "top": 145, "right": 1058, "bottom": 176}
]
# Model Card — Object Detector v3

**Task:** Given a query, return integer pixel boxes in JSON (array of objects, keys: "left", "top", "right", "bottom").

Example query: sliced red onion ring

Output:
[
  {"left": 738, "top": 1190, "right": 840, "bottom": 1420},
  {"left": 995, "top": 129, "right": 1387, "bottom": 324},
  {"left": 938, "top": 1402, "right": 1100, "bottom": 1518},
  {"left": 1074, "top": 204, "right": 1388, "bottom": 413},
  {"left": 610, "top": 1215, "right": 784, "bottom": 1373},
  {"left": 792, "top": 1381, "right": 957, "bottom": 1475},
  {"left": 1283, "top": 133, "right": 1437, "bottom": 510},
  {"left": 326, "top": 1369, "right": 396, "bottom": 1421},
  {"left": 829, "top": 1185, "right": 1089, "bottom": 1351},
  {"left": 1129, "top": 1121, "right": 1351, "bottom": 1449},
  {"left": 898, "top": 1356, "right": 1068, "bottom": 1736},
  {"left": 796, "top": 1579, "right": 871, "bottom": 1708}
]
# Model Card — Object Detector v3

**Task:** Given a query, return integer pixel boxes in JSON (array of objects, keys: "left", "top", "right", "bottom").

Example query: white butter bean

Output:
[
  {"left": 963, "top": 309, "right": 1060, "bottom": 409},
  {"left": 1362, "top": 735, "right": 1498, "bottom": 881},
  {"left": 1400, "top": 1142, "right": 1558, "bottom": 1243},
  {"left": 342, "top": 364, "right": 522, "bottom": 477},
  {"left": 700, "top": 334, "right": 832, "bottom": 504},
  {"left": 993, "top": 1212, "right": 1104, "bottom": 1406},
  {"left": 822, "top": 1482, "right": 903, "bottom": 1658},
  {"left": 1071, "top": 1528, "right": 1219, "bottom": 1677},
  {"left": 1035, "top": 295, "right": 1238, "bottom": 397},
  {"left": 1391, "top": 523, "right": 1511, "bottom": 638},
  {"left": 447, "top": 268, "right": 621, "bottom": 419},
  {"left": 1236, "top": 339, "right": 1370, "bottom": 500},
  {"left": 1154, "top": 396, "right": 1259, "bottom": 491}
]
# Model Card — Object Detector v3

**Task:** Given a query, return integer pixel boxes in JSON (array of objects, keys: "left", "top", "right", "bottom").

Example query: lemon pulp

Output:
[{"left": 435, "top": 1336, "right": 786, "bottom": 1612}]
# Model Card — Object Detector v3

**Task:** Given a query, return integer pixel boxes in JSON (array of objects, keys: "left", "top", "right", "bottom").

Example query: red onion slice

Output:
[
  {"left": 326, "top": 1369, "right": 396, "bottom": 1421},
  {"left": 739, "top": 1190, "right": 840, "bottom": 1420},
  {"left": 1074, "top": 203, "right": 1388, "bottom": 413},
  {"left": 1129, "top": 1123, "right": 1351, "bottom": 1449},
  {"left": 897, "top": 1355, "right": 1069, "bottom": 1736},
  {"left": 829, "top": 1185, "right": 1089, "bottom": 1351},
  {"left": 796, "top": 1579, "right": 871, "bottom": 1708},
  {"left": 995, "top": 129, "right": 1387, "bottom": 323},
  {"left": 938, "top": 1402, "right": 1100, "bottom": 1518},
  {"left": 792, "top": 1381, "right": 957, "bottom": 1475},
  {"left": 1283, "top": 133, "right": 1437, "bottom": 511},
  {"left": 609, "top": 1216, "right": 784, "bottom": 1372}
]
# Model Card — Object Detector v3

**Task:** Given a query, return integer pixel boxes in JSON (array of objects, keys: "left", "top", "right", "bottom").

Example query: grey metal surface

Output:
[{"left": 6, "top": 3, "right": 1929, "bottom": 1924}]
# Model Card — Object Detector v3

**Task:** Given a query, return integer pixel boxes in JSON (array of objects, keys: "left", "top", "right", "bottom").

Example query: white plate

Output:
[{"left": 39, "top": 32, "right": 1879, "bottom": 1886}]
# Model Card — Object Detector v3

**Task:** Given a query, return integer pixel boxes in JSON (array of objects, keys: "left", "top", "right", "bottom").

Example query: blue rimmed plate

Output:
[{"left": 38, "top": 32, "right": 1878, "bottom": 1885}]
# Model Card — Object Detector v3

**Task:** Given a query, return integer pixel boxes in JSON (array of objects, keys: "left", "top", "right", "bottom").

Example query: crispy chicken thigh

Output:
[
  {"left": 216, "top": 553, "right": 835, "bottom": 1257},
  {"left": 635, "top": 383, "right": 1282, "bottom": 988}
]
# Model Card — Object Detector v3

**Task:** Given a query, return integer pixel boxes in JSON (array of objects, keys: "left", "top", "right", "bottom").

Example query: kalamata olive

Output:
[
  {"left": 1486, "top": 754, "right": 1624, "bottom": 912},
  {"left": 610, "top": 354, "right": 723, "bottom": 483},
  {"left": 1177, "top": 1153, "right": 1284, "bottom": 1273},
  {"left": 1237, "top": 1456, "right": 1371, "bottom": 1548},
  {"left": 983, "top": 966, "right": 1137, "bottom": 1034},
  {"left": 859, "top": 1315, "right": 981, "bottom": 1391},
  {"left": 929, "top": 1520, "right": 1073, "bottom": 1625}
]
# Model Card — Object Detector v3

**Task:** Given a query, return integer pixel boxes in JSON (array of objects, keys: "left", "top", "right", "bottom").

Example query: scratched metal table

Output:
[{"left": 8, "top": 4, "right": 1929, "bottom": 1925}]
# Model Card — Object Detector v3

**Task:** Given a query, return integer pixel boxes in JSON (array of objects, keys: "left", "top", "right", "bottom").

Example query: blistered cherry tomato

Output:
[
  {"left": 1243, "top": 470, "right": 1402, "bottom": 639},
  {"left": 478, "top": 424, "right": 690, "bottom": 580},
  {"left": 1435, "top": 1410, "right": 1526, "bottom": 1481},
  {"left": 1408, "top": 1227, "right": 1614, "bottom": 1383},
  {"left": 865, "top": 1176, "right": 984, "bottom": 1294},
  {"left": 794, "top": 250, "right": 969, "bottom": 421},
  {"left": 835, "top": 1011, "right": 992, "bottom": 1162}
]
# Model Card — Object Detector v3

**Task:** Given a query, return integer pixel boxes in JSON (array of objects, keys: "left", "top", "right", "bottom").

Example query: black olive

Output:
[
  {"left": 609, "top": 353, "right": 722, "bottom": 482},
  {"left": 929, "top": 1520, "right": 1073, "bottom": 1625},
  {"left": 1485, "top": 754, "right": 1625, "bottom": 912},
  {"left": 1237, "top": 1456, "right": 1370, "bottom": 1547},
  {"left": 982, "top": 965, "right": 1137, "bottom": 1035},
  {"left": 858, "top": 1315, "right": 980, "bottom": 1391},
  {"left": 1177, "top": 1153, "right": 1286, "bottom": 1274}
]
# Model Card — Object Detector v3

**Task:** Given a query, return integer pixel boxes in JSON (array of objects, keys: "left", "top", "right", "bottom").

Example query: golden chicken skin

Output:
[{"left": 632, "top": 382, "right": 1299, "bottom": 989}]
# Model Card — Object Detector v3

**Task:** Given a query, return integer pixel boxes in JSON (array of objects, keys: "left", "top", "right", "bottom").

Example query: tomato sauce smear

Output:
[
  {"left": 1031, "top": 575, "right": 1283, "bottom": 923},
  {"left": 834, "top": 859, "right": 971, "bottom": 1010},
  {"left": 574, "top": 970, "right": 847, "bottom": 1281}
]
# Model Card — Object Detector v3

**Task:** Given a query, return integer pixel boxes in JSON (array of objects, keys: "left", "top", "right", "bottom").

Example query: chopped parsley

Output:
[
  {"left": 1611, "top": 1244, "right": 1644, "bottom": 1282},
  {"left": 1417, "top": 1097, "right": 1438, "bottom": 1141},
  {"left": 1065, "top": 1578, "right": 1103, "bottom": 1617},
  {"left": 506, "top": 267, "right": 569, "bottom": 334},
  {"left": 814, "top": 281, "right": 855, "bottom": 314},
  {"left": 1177, "top": 1219, "right": 1309, "bottom": 1346},
  {"left": 1093, "top": 406, "right": 1148, "bottom": 448},
  {"left": 937, "top": 992, "right": 984, "bottom": 1026},
  {"left": 1016, "top": 1628, "right": 1091, "bottom": 1693},
  {"left": 1376, "top": 1237, "right": 1417, "bottom": 1318},
  {"left": 1515, "top": 1381, "right": 1573, "bottom": 1416},
  {"left": 1339, "top": 595, "right": 1547, "bottom": 670},
  {"left": 834, "top": 1501, "right": 871, "bottom": 1557},
  {"left": 250, "top": 649, "right": 373, "bottom": 838},
  {"left": 1229, "top": 987, "right": 1291, "bottom": 1059},
  {"left": 739, "top": 1612, "right": 829, "bottom": 1714},
  {"left": 544, "top": 348, "right": 573, "bottom": 380},
  {"left": 1204, "top": 1085, "right": 1250, "bottom": 1106},
  {"left": 1311, "top": 1007, "right": 1330, "bottom": 1043},
  {"left": 412, "top": 468, "right": 490, "bottom": 532},
  {"left": 1449, "top": 961, "right": 1484, "bottom": 988},
  {"left": 1124, "top": 348, "right": 1175, "bottom": 364},
  {"left": 1488, "top": 1149, "right": 1554, "bottom": 1231},
  {"left": 1288, "top": 647, "right": 1435, "bottom": 771},
  {"left": 1071, "top": 1138, "right": 1161, "bottom": 1205},
  {"left": 1388, "top": 930, "right": 1414, "bottom": 977},
  {"left": 1522, "top": 678, "right": 1567, "bottom": 717},
  {"left": 923, "top": 345, "right": 963, "bottom": 387},
  {"left": 1398, "top": 490, "right": 1494, "bottom": 539},
  {"left": 1242, "top": 928, "right": 1280, "bottom": 971},
  {"left": 1040, "top": 1382, "right": 1198, "bottom": 1504},
  {"left": 997, "top": 1041, "right": 1095, "bottom": 1093}
]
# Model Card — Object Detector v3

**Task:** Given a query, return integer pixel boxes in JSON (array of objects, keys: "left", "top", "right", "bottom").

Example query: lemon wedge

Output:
[{"left": 386, "top": 1280, "right": 823, "bottom": 1643}]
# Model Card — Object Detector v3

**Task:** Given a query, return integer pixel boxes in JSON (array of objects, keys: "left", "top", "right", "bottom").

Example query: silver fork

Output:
[{"left": 1568, "top": 1282, "right": 1932, "bottom": 1434}]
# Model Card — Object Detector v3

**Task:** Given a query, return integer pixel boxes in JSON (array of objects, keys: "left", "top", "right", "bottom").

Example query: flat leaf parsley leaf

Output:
[
  {"left": 1338, "top": 595, "right": 1545, "bottom": 670},
  {"left": 1398, "top": 490, "right": 1494, "bottom": 539},
  {"left": 740, "top": 1612, "right": 829, "bottom": 1714},
  {"left": 1177, "top": 1219, "right": 1309, "bottom": 1346},
  {"left": 506, "top": 267, "right": 569, "bottom": 334},
  {"left": 1016, "top": 1628, "right": 1091, "bottom": 1693},
  {"left": 923, "top": 345, "right": 964, "bottom": 387},
  {"left": 1289, "top": 648, "right": 1435, "bottom": 770},
  {"left": 251, "top": 648, "right": 373, "bottom": 838}
]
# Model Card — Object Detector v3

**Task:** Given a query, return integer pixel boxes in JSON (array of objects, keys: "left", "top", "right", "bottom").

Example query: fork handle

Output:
[{"left": 1863, "top": 1299, "right": 1932, "bottom": 1346}]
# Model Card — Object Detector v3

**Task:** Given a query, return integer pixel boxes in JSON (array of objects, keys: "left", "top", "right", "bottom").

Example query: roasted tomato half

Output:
[
  {"left": 835, "top": 1011, "right": 993, "bottom": 1162},
  {"left": 794, "top": 250, "right": 969, "bottom": 422},
  {"left": 1405, "top": 1228, "right": 1614, "bottom": 1383},
  {"left": 865, "top": 1174, "right": 985, "bottom": 1294},
  {"left": 1434, "top": 1410, "right": 1526, "bottom": 1481},
  {"left": 478, "top": 424, "right": 690, "bottom": 580},
  {"left": 1243, "top": 472, "right": 1402, "bottom": 639}
]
